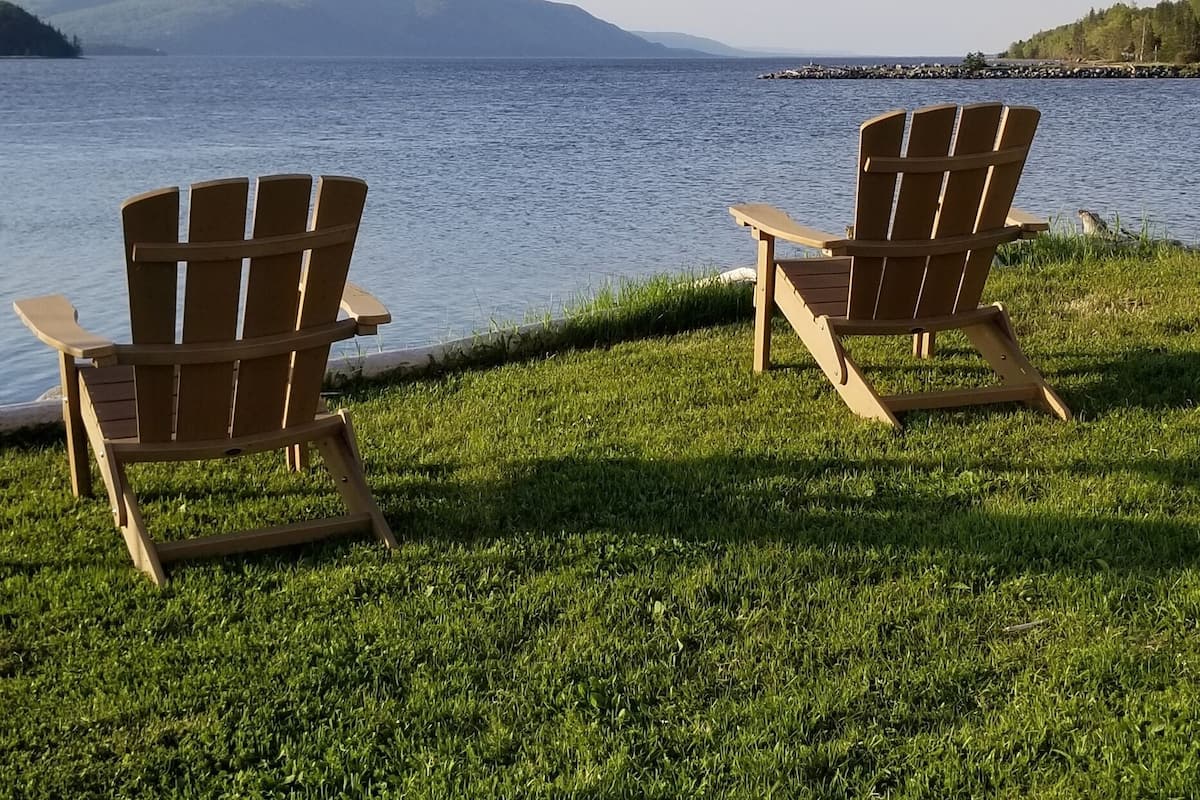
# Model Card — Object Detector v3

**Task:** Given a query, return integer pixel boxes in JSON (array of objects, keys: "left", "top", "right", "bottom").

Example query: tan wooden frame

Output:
[
  {"left": 12, "top": 175, "right": 397, "bottom": 584},
  {"left": 731, "top": 103, "right": 1070, "bottom": 429}
]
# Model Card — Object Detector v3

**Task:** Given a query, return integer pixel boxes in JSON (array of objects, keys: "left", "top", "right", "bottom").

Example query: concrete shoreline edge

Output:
[{"left": 0, "top": 318, "right": 570, "bottom": 435}]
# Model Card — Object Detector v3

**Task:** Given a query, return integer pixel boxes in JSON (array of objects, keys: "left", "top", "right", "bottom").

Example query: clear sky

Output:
[{"left": 569, "top": 1, "right": 1104, "bottom": 55}]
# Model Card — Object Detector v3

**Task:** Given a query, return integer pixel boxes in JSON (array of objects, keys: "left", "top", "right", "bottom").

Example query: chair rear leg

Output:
[
  {"left": 913, "top": 332, "right": 936, "bottom": 359},
  {"left": 315, "top": 413, "right": 398, "bottom": 549},
  {"left": 963, "top": 315, "right": 1071, "bottom": 421},
  {"left": 286, "top": 443, "right": 311, "bottom": 472},
  {"left": 59, "top": 354, "right": 92, "bottom": 497}
]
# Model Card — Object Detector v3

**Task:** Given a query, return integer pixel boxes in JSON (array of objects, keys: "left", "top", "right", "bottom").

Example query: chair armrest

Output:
[
  {"left": 12, "top": 295, "right": 117, "bottom": 363},
  {"left": 1007, "top": 207, "right": 1049, "bottom": 238},
  {"left": 340, "top": 282, "right": 391, "bottom": 332},
  {"left": 730, "top": 204, "right": 851, "bottom": 252}
]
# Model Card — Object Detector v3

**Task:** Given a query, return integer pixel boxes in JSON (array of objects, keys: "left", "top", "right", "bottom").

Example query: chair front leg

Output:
[
  {"left": 59, "top": 353, "right": 92, "bottom": 497},
  {"left": 752, "top": 230, "right": 776, "bottom": 373}
]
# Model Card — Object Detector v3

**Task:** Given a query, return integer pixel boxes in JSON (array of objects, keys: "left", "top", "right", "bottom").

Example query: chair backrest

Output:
[
  {"left": 846, "top": 103, "right": 1039, "bottom": 321},
  {"left": 120, "top": 175, "right": 366, "bottom": 443}
]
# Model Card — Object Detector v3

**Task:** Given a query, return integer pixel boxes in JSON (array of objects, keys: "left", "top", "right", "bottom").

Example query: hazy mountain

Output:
[
  {"left": 632, "top": 31, "right": 748, "bottom": 57},
  {"left": 19, "top": 0, "right": 706, "bottom": 57},
  {"left": 634, "top": 30, "right": 857, "bottom": 59}
]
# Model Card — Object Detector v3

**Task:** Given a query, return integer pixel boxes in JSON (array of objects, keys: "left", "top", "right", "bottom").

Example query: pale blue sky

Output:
[{"left": 571, "top": 0, "right": 1104, "bottom": 55}]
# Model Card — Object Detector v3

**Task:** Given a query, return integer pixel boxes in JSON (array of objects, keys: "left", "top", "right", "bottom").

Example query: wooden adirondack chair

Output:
[
  {"left": 13, "top": 175, "right": 398, "bottom": 585},
  {"left": 730, "top": 103, "right": 1071, "bottom": 429}
]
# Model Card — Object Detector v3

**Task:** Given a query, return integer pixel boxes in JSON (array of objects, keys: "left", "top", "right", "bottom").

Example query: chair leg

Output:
[
  {"left": 771, "top": 281, "right": 901, "bottom": 428},
  {"left": 113, "top": 461, "right": 168, "bottom": 586},
  {"left": 286, "top": 443, "right": 311, "bottom": 472},
  {"left": 814, "top": 338, "right": 902, "bottom": 429},
  {"left": 752, "top": 232, "right": 776, "bottom": 373},
  {"left": 962, "top": 315, "right": 1071, "bottom": 421},
  {"left": 59, "top": 354, "right": 92, "bottom": 497},
  {"left": 913, "top": 332, "right": 936, "bottom": 359},
  {"left": 315, "top": 413, "right": 398, "bottom": 549}
]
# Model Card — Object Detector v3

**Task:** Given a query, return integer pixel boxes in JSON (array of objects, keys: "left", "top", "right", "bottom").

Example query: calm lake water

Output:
[{"left": 2, "top": 56, "right": 1199, "bottom": 404}]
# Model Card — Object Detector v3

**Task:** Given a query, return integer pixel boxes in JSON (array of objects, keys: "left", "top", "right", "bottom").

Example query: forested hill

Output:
[
  {"left": 1005, "top": 1, "right": 1200, "bottom": 62},
  {"left": 16, "top": 0, "right": 700, "bottom": 57},
  {"left": 0, "top": 1, "right": 79, "bottom": 56}
]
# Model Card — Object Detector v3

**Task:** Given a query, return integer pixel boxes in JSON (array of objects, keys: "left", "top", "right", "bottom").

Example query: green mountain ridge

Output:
[
  {"left": 0, "top": 0, "right": 79, "bottom": 56},
  {"left": 17, "top": 0, "right": 708, "bottom": 57}
]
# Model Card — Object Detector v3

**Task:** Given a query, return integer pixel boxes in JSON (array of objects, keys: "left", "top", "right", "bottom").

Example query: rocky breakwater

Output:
[{"left": 761, "top": 63, "right": 1200, "bottom": 79}]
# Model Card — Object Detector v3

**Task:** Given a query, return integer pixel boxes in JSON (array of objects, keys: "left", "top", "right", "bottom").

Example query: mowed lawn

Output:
[{"left": 3, "top": 243, "right": 1200, "bottom": 798}]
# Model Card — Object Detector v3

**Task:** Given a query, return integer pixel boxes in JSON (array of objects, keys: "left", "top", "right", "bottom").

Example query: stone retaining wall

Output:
[{"left": 761, "top": 63, "right": 1200, "bottom": 79}]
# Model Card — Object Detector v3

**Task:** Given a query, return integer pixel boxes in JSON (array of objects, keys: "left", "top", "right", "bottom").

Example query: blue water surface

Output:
[{"left": 2, "top": 56, "right": 1198, "bottom": 404}]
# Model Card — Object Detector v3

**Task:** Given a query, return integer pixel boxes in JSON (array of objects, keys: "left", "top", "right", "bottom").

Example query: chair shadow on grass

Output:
[
  {"left": 378, "top": 451, "right": 1200, "bottom": 577},
  {"left": 766, "top": 329, "right": 1200, "bottom": 419},
  {"left": 1052, "top": 346, "right": 1200, "bottom": 415}
]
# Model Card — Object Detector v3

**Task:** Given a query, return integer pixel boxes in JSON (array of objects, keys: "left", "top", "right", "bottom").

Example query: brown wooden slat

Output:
[
  {"left": 286, "top": 177, "right": 367, "bottom": 428},
  {"left": 121, "top": 187, "right": 180, "bottom": 442},
  {"left": 115, "top": 319, "right": 356, "bottom": 366},
  {"left": 100, "top": 420, "right": 140, "bottom": 441},
  {"left": 883, "top": 384, "right": 1040, "bottom": 412},
  {"left": 82, "top": 377, "right": 135, "bottom": 404},
  {"left": 133, "top": 223, "right": 356, "bottom": 263},
  {"left": 875, "top": 105, "right": 957, "bottom": 320},
  {"left": 847, "top": 110, "right": 905, "bottom": 318},
  {"left": 956, "top": 106, "right": 1040, "bottom": 311},
  {"left": 779, "top": 271, "right": 851, "bottom": 290},
  {"left": 793, "top": 286, "right": 852, "bottom": 305},
  {"left": 840, "top": 227, "right": 1021, "bottom": 259},
  {"left": 81, "top": 365, "right": 135, "bottom": 385},
  {"left": 232, "top": 176, "right": 313, "bottom": 437},
  {"left": 808, "top": 301, "right": 851, "bottom": 318},
  {"left": 863, "top": 145, "right": 1027, "bottom": 174},
  {"left": 114, "top": 414, "right": 345, "bottom": 463},
  {"left": 830, "top": 304, "right": 1003, "bottom": 335},
  {"left": 80, "top": 370, "right": 138, "bottom": 441},
  {"left": 918, "top": 103, "right": 1005, "bottom": 317},
  {"left": 175, "top": 179, "right": 248, "bottom": 442},
  {"left": 155, "top": 513, "right": 373, "bottom": 563},
  {"left": 776, "top": 262, "right": 853, "bottom": 277},
  {"left": 90, "top": 402, "right": 137, "bottom": 425},
  {"left": 86, "top": 396, "right": 136, "bottom": 421}
]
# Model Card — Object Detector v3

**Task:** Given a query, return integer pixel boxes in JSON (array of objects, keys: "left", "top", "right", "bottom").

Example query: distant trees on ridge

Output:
[{"left": 1005, "top": 1, "right": 1200, "bottom": 63}]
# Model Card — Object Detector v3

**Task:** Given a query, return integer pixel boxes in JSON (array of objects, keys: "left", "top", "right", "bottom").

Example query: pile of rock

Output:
[{"left": 760, "top": 63, "right": 1200, "bottom": 79}]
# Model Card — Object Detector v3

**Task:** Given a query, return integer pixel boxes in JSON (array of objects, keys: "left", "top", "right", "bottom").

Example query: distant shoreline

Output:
[{"left": 761, "top": 62, "right": 1200, "bottom": 79}]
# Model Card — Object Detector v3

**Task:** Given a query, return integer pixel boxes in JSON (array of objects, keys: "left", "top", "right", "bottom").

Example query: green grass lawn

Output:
[{"left": 3, "top": 241, "right": 1200, "bottom": 798}]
